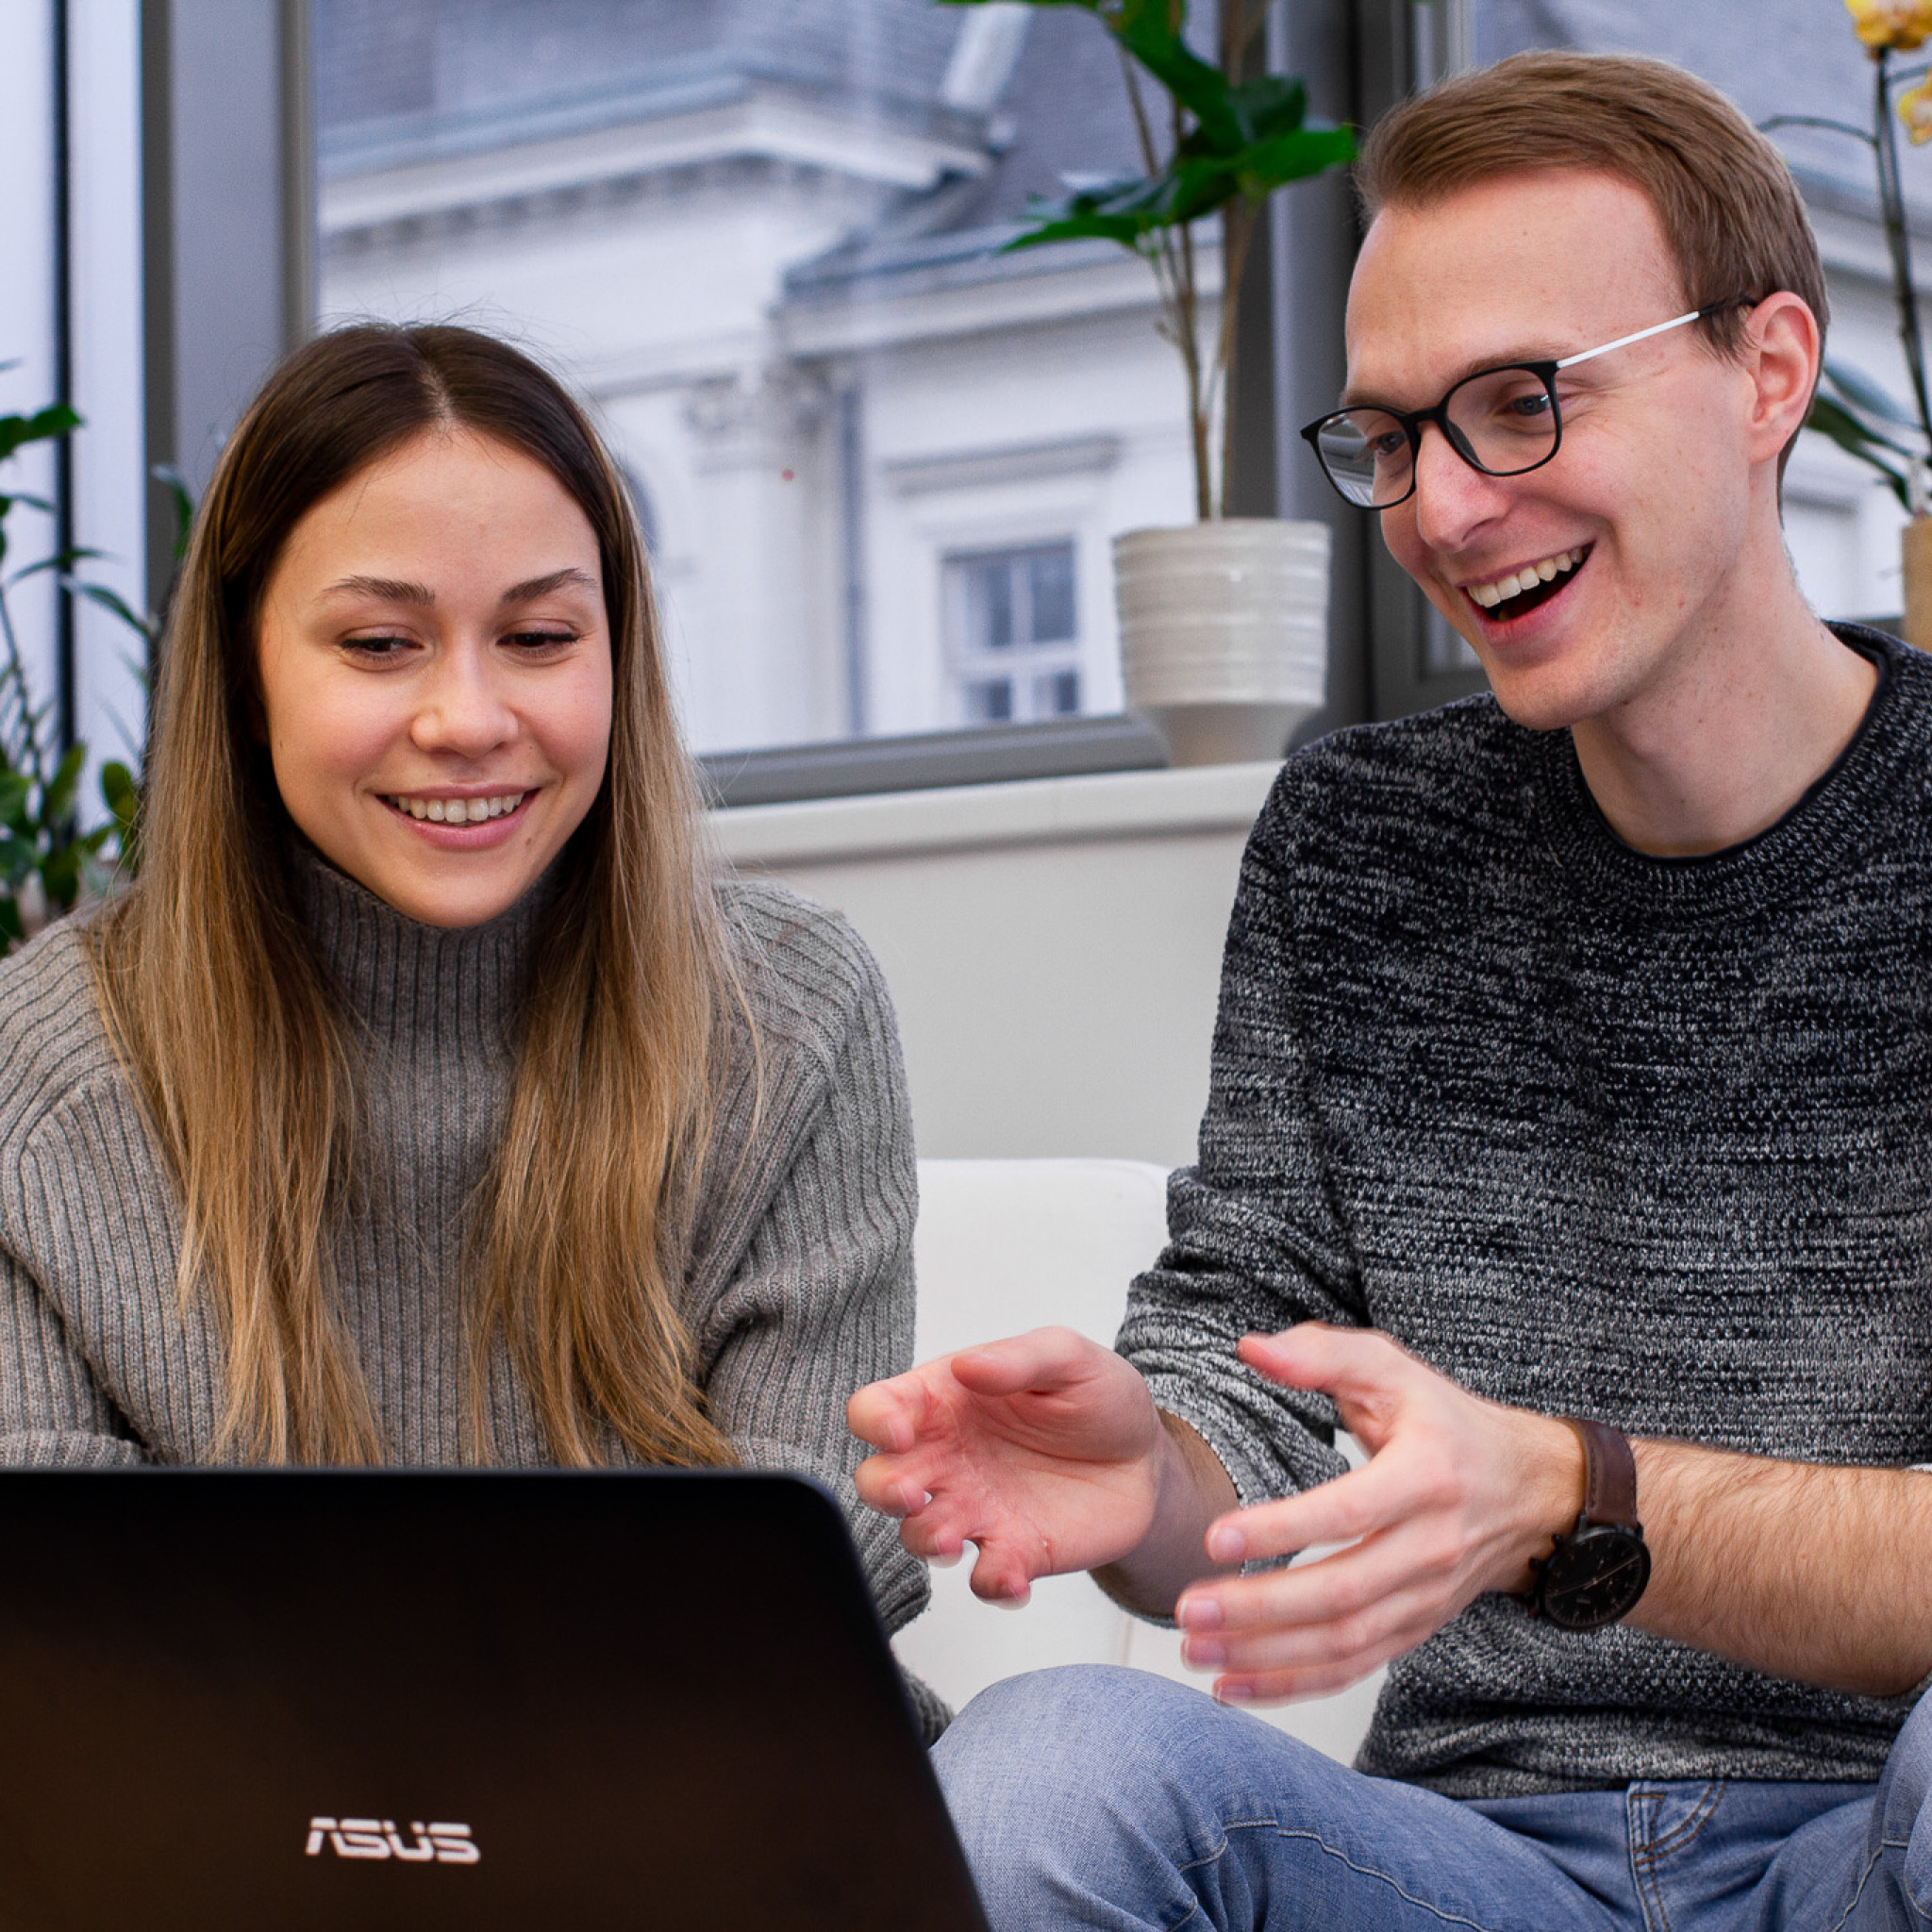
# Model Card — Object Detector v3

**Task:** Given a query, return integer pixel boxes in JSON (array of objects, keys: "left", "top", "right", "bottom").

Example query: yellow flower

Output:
[
  {"left": 1847, "top": 0, "right": 1932, "bottom": 50},
  {"left": 1904, "top": 73, "right": 1932, "bottom": 140}
]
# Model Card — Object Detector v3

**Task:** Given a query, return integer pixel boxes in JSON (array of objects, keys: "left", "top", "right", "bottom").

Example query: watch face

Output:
[{"left": 1541, "top": 1526, "right": 1651, "bottom": 1631}]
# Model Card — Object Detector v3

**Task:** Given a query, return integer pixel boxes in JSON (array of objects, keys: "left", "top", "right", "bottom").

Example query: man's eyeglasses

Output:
[{"left": 1298, "top": 301, "right": 1744, "bottom": 510}]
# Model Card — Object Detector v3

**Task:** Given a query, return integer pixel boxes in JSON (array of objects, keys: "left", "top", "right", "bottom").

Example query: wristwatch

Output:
[{"left": 1525, "top": 1417, "right": 1651, "bottom": 1631}]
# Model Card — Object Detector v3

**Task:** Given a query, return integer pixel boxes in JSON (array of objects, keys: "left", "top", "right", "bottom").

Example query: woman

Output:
[{"left": 0, "top": 324, "right": 933, "bottom": 1722}]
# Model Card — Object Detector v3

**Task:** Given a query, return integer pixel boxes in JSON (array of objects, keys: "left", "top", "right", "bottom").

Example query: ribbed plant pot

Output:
[
  {"left": 1114, "top": 519, "right": 1330, "bottom": 766},
  {"left": 1906, "top": 515, "right": 1932, "bottom": 653}
]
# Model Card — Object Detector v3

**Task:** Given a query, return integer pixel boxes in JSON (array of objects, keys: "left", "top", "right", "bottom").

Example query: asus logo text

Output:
[{"left": 305, "top": 1819, "right": 479, "bottom": 1864}]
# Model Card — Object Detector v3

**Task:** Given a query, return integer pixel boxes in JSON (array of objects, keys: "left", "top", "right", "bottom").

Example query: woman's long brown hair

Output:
[{"left": 92, "top": 325, "right": 742, "bottom": 1466}]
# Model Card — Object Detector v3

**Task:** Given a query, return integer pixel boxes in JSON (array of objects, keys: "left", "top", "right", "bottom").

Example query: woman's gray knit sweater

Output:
[{"left": 0, "top": 854, "right": 930, "bottom": 1686}]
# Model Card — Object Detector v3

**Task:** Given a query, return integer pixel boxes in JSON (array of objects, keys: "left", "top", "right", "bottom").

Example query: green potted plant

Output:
[
  {"left": 0, "top": 397, "right": 144, "bottom": 949},
  {"left": 945, "top": 0, "right": 1357, "bottom": 762}
]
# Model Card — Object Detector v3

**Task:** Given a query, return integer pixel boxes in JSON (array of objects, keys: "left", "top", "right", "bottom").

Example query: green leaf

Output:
[
  {"left": 0, "top": 894, "right": 22, "bottom": 953},
  {"left": 10, "top": 545, "right": 108, "bottom": 585},
  {"left": 153, "top": 465, "right": 194, "bottom": 563},
  {"left": 42, "top": 742, "right": 85, "bottom": 825},
  {"left": 1003, "top": 207, "right": 1158, "bottom": 251},
  {"left": 1806, "top": 394, "right": 1914, "bottom": 510},
  {"left": 100, "top": 759, "right": 140, "bottom": 824},
  {"left": 71, "top": 581, "right": 156, "bottom": 641},
  {"left": 0, "top": 404, "right": 80, "bottom": 466},
  {"left": 1821, "top": 358, "right": 1924, "bottom": 433},
  {"left": 1226, "top": 74, "right": 1307, "bottom": 143},
  {"left": 1235, "top": 124, "right": 1358, "bottom": 194},
  {"left": 101, "top": 760, "right": 142, "bottom": 872},
  {"left": 1109, "top": 0, "right": 1242, "bottom": 152},
  {"left": 39, "top": 844, "right": 80, "bottom": 912},
  {"left": 0, "top": 771, "right": 30, "bottom": 828}
]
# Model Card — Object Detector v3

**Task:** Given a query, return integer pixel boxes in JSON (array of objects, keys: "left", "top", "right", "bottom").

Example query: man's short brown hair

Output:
[{"left": 1357, "top": 51, "right": 1829, "bottom": 359}]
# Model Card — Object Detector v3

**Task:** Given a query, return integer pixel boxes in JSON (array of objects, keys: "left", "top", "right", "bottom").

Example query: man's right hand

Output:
[{"left": 847, "top": 1326, "right": 1174, "bottom": 1605}]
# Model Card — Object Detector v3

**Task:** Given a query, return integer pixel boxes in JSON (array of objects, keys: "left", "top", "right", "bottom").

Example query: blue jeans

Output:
[{"left": 932, "top": 1666, "right": 1932, "bottom": 1930}]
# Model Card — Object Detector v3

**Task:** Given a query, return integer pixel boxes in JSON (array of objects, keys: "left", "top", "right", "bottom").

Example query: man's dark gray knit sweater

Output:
[{"left": 1118, "top": 623, "right": 1932, "bottom": 1800}]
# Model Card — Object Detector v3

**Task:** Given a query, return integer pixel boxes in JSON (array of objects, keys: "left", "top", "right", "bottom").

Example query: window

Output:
[{"left": 947, "top": 543, "right": 1081, "bottom": 725}]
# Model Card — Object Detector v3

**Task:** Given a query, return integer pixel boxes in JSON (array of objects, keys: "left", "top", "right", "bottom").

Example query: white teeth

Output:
[
  {"left": 1468, "top": 546, "right": 1584, "bottom": 610},
  {"left": 388, "top": 791, "right": 525, "bottom": 823}
]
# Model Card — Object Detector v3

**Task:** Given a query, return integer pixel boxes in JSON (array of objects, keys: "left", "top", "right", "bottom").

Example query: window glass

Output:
[
  {"left": 313, "top": 0, "right": 1170, "bottom": 758},
  {"left": 948, "top": 542, "right": 1081, "bottom": 726}
]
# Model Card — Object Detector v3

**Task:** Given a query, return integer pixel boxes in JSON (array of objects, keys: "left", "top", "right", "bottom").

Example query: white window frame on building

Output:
[{"left": 943, "top": 540, "right": 1083, "bottom": 727}]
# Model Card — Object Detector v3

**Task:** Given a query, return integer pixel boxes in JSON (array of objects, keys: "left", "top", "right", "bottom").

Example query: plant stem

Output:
[
  {"left": 1207, "top": 0, "right": 1269, "bottom": 519},
  {"left": 0, "top": 581, "right": 48, "bottom": 791},
  {"left": 1875, "top": 47, "right": 1932, "bottom": 500},
  {"left": 1212, "top": 195, "right": 1259, "bottom": 519}
]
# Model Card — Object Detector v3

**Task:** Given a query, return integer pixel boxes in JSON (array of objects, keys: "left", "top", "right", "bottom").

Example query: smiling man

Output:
[{"left": 849, "top": 51, "right": 1932, "bottom": 1932}]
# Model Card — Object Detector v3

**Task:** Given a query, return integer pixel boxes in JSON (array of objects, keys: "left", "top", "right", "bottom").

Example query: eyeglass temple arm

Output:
[{"left": 1553, "top": 302, "right": 1733, "bottom": 373}]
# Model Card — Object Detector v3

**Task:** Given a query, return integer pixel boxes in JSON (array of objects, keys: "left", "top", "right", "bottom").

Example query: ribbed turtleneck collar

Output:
[{"left": 286, "top": 840, "right": 558, "bottom": 1059}]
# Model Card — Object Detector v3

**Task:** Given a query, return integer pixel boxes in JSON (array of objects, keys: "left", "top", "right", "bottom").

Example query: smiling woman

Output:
[{"left": 0, "top": 324, "right": 935, "bottom": 1722}]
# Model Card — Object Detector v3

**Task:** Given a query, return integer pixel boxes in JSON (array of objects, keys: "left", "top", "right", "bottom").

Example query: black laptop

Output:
[{"left": 0, "top": 1468, "right": 989, "bottom": 1930}]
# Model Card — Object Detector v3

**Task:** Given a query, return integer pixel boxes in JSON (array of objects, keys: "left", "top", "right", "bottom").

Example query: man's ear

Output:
[{"left": 1741, "top": 292, "right": 1822, "bottom": 466}]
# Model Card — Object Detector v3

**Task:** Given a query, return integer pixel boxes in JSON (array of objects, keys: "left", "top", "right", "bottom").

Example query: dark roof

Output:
[
  {"left": 1482, "top": 0, "right": 1932, "bottom": 214},
  {"left": 317, "top": 0, "right": 958, "bottom": 131},
  {"left": 937, "top": 8, "right": 1144, "bottom": 231},
  {"left": 314, "top": 0, "right": 1140, "bottom": 236}
]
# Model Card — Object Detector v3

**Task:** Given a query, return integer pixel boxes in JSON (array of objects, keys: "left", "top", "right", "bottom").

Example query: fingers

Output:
[
  {"left": 1238, "top": 1324, "right": 1422, "bottom": 1441},
  {"left": 944, "top": 1325, "right": 1104, "bottom": 1398},
  {"left": 1200, "top": 1457, "right": 1409, "bottom": 1567},
  {"left": 847, "top": 1362, "right": 950, "bottom": 1454},
  {"left": 1180, "top": 1567, "right": 1433, "bottom": 1678},
  {"left": 1209, "top": 1632, "right": 1416, "bottom": 1707},
  {"left": 847, "top": 1329, "right": 1100, "bottom": 1453}
]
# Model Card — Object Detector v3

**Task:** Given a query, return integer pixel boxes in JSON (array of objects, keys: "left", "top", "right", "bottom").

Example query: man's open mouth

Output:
[{"left": 1463, "top": 544, "right": 1590, "bottom": 622}]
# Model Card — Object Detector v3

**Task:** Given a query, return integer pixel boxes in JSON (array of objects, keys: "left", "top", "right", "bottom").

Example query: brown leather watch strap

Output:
[{"left": 1564, "top": 1417, "right": 1640, "bottom": 1529}]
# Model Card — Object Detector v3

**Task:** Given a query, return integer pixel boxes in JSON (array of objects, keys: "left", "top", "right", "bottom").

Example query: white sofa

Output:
[{"left": 891, "top": 1158, "right": 1381, "bottom": 1764}]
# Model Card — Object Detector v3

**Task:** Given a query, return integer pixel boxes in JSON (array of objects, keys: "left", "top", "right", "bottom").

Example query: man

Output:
[{"left": 848, "top": 49, "right": 1932, "bottom": 1932}]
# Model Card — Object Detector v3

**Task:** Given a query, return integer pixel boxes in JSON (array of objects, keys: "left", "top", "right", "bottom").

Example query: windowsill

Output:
[{"left": 710, "top": 759, "right": 1282, "bottom": 867}]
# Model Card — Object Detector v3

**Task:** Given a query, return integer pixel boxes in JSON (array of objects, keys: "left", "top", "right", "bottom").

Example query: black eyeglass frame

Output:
[{"left": 1298, "top": 300, "right": 1747, "bottom": 511}]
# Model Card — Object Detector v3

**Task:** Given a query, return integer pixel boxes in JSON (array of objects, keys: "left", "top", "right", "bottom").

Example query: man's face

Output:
[{"left": 1346, "top": 170, "right": 1763, "bottom": 732}]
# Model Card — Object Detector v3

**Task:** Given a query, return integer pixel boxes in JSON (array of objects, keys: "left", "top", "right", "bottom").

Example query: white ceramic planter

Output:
[{"left": 1113, "top": 518, "right": 1331, "bottom": 765}]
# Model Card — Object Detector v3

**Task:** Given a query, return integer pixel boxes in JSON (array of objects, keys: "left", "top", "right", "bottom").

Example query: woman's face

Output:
[{"left": 255, "top": 426, "right": 614, "bottom": 928}]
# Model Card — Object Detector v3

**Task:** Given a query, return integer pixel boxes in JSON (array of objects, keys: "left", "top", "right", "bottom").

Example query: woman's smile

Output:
[{"left": 377, "top": 787, "right": 536, "bottom": 849}]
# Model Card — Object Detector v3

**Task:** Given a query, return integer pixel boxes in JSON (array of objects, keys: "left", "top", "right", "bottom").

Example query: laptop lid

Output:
[{"left": 0, "top": 1468, "right": 989, "bottom": 1931}]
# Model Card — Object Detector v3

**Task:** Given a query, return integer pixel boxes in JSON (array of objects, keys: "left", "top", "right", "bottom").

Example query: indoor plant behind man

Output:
[{"left": 850, "top": 49, "right": 1932, "bottom": 1932}]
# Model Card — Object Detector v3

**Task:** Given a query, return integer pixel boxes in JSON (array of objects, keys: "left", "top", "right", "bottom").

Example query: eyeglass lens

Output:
[{"left": 1315, "top": 366, "right": 1559, "bottom": 508}]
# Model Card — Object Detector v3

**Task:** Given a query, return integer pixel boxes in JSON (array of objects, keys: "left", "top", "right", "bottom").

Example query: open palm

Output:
[{"left": 848, "top": 1326, "right": 1166, "bottom": 1603}]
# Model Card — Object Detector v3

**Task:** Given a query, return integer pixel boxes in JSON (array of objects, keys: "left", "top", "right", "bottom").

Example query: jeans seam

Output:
[
  {"left": 1176, "top": 1824, "right": 1510, "bottom": 1932},
  {"left": 1824, "top": 1841, "right": 1891, "bottom": 1932},
  {"left": 1646, "top": 1782, "right": 1726, "bottom": 1858},
  {"left": 1628, "top": 1789, "right": 1671, "bottom": 1932}
]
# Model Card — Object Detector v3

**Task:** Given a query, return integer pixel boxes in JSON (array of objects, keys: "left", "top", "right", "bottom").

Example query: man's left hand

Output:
[{"left": 1174, "top": 1324, "right": 1582, "bottom": 1706}]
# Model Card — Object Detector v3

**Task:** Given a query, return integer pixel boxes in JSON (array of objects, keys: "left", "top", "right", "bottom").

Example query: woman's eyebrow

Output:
[
  {"left": 321, "top": 574, "right": 434, "bottom": 605},
  {"left": 499, "top": 566, "right": 598, "bottom": 605}
]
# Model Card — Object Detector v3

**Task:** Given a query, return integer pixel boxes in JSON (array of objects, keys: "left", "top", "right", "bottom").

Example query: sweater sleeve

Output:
[
  {"left": 0, "top": 1242, "right": 144, "bottom": 1468},
  {"left": 1115, "top": 768, "right": 1360, "bottom": 1510},
  {"left": 696, "top": 924, "right": 930, "bottom": 1645}
]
